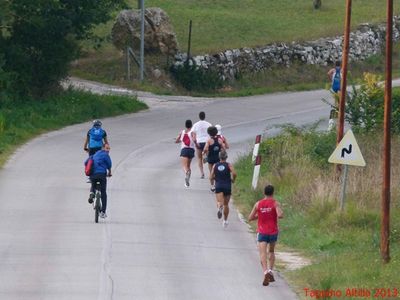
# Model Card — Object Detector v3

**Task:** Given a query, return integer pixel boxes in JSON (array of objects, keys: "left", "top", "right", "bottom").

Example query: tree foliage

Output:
[{"left": 0, "top": 0, "right": 127, "bottom": 98}]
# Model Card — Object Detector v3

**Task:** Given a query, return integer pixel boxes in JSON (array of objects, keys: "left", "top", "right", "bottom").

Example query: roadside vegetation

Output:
[
  {"left": 71, "top": 0, "right": 400, "bottom": 96},
  {"left": 1, "top": 1, "right": 149, "bottom": 167},
  {"left": 233, "top": 83, "right": 400, "bottom": 298},
  {"left": 0, "top": 90, "right": 147, "bottom": 167}
]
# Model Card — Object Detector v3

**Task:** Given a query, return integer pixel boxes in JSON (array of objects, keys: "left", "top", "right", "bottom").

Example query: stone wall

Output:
[{"left": 174, "top": 17, "right": 400, "bottom": 81}]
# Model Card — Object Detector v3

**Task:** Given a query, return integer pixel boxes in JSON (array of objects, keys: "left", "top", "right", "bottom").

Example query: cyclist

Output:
[
  {"left": 86, "top": 143, "right": 112, "bottom": 218},
  {"left": 83, "top": 120, "right": 109, "bottom": 156}
]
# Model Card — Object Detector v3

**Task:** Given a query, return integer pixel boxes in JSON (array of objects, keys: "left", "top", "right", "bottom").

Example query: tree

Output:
[
  {"left": 1, "top": 0, "right": 127, "bottom": 98},
  {"left": 0, "top": 0, "right": 12, "bottom": 39}
]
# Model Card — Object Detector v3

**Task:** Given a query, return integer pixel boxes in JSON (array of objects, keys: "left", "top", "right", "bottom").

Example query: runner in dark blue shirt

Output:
[{"left": 210, "top": 150, "right": 237, "bottom": 228}]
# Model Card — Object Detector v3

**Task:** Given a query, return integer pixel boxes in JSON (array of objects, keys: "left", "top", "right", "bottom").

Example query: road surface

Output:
[{"left": 0, "top": 79, "right": 340, "bottom": 299}]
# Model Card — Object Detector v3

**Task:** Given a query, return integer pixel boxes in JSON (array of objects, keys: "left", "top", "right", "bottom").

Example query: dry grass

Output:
[{"left": 256, "top": 131, "right": 400, "bottom": 212}]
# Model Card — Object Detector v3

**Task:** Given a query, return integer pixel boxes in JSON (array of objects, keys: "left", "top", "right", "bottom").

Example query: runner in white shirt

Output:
[{"left": 192, "top": 111, "right": 212, "bottom": 179}]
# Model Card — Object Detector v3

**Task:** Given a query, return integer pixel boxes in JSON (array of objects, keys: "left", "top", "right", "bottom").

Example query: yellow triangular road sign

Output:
[{"left": 328, "top": 130, "right": 366, "bottom": 167}]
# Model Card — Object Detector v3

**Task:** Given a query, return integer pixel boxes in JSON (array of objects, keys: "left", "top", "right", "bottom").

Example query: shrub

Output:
[
  {"left": 170, "top": 63, "right": 223, "bottom": 92},
  {"left": 345, "top": 73, "right": 400, "bottom": 133},
  {"left": 303, "top": 130, "right": 336, "bottom": 168}
]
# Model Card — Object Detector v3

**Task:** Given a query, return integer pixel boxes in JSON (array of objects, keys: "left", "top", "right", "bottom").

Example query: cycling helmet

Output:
[{"left": 93, "top": 120, "right": 102, "bottom": 127}]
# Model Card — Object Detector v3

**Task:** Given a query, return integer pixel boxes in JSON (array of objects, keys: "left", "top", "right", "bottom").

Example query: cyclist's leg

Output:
[
  {"left": 99, "top": 175, "right": 107, "bottom": 213},
  {"left": 89, "top": 175, "right": 97, "bottom": 193}
]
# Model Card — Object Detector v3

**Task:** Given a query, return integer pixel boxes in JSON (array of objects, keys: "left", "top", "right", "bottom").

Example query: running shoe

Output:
[
  {"left": 200, "top": 174, "right": 205, "bottom": 179},
  {"left": 222, "top": 220, "right": 229, "bottom": 228},
  {"left": 210, "top": 186, "right": 216, "bottom": 192},
  {"left": 100, "top": 212, "right": 107, "bottom": 218},
  {"left": 263, "top": 273, "right": 270, "bottom": 286},
  {"left": 266, "top": 271, "right": 275, "bottom": 282},
  {"left": 88, "top": 192, "right": 95, "bottom": 204},
  {"left": 217, "top": 206, "right": 223, "bottom": 219}
]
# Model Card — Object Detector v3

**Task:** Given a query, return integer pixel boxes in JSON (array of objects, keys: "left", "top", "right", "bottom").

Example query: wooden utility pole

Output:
[
  {"left": 336, "top": 0, "right": 352, "bottom": 175},
  {"left": 186, "top": 20, "right": 193, "bottom": 65},
  {"left": 381, "top": 0, "right": 393, "bottom": 264},
  {"left": 139, "top": 0, "right": 145, "bottom": 81}
]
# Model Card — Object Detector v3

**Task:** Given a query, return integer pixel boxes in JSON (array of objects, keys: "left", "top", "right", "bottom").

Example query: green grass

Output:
[
  {"left": 0, "top": 90, "right": 147, "bottom": 166},
  {"left": 233, "top": 123, "right": 400, "bottom": 299},
  {"left": 72, "top": 0, "right": 400, "bottom": 96},
  {"left": 95, "top": 0, "right": 400, "bottom": 54}
]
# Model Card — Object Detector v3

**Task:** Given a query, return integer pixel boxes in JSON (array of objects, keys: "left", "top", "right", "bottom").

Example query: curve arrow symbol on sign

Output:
[{"left": 341, "top": 144, "right": 352, "bottom": 158}]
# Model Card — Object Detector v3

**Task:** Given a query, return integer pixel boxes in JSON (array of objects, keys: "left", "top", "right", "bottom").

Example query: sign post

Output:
[
  {"left": 252, "top": 155, "right": 261, "bottom": 190},
  {"left": 339, "top": 165, "right": 349, "bottom": 211},
  {"left": 252, "top": 134, "right": 262, "bottom": 162},
  {"left": 328, "top": 129, "right": 366, "bottom": 210}
]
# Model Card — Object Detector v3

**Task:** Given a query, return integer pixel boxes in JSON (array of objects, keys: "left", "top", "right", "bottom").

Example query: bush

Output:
[
  {"left": 303, "top": 130, "right": 336, "bottom": 168},
  {"left": 170, "top": 63, "right": 223, "bottom": 92},
  {"left": 259, "top": 123, "right": 336, "bottom": 170},
  {"left": 345, "top": 72, "right": 400, "bottom": 133}
]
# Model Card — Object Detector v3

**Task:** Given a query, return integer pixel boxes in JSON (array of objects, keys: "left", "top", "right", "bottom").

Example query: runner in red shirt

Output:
[{"left": 248, "top": 185, "right": 283, "bottom": 286}]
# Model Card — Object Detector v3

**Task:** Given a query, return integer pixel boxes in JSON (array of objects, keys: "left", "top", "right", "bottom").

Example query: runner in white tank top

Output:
[{"left": 175, "top": 119, "right": 196, "bottom": 188}]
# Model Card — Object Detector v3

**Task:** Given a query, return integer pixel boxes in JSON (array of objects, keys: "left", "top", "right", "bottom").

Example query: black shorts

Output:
[
  {"left": 207, "top": 158, "right": 220, "bottom": 165},
  {"left": 215, "top": 187, "right": 231, "bottom": 196},
  {"left": 196, "top": 142, "right": 206, "bottom": 151},
  {"left": 180, "top": 147, "right": 195, "bottom": 158},
  {"left": 89, "top": 147, "right": 101, "bottom": 156}
]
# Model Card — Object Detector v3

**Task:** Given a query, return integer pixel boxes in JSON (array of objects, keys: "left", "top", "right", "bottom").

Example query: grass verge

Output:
[
  {"left": 0, "top": 89, "right": 147, "bottom": 167},
  {"left": 233, "top": 124, "right": 400, "bottom": 299}
]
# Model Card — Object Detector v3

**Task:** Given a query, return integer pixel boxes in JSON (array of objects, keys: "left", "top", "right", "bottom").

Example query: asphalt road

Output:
[{"left": 0, "top": 79, "right": 339, "bottom": 300}]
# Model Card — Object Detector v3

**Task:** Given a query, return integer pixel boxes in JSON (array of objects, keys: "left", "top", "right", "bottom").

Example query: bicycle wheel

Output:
[{"left": 94, "top": 192, "right": 101, "bottom": 223}]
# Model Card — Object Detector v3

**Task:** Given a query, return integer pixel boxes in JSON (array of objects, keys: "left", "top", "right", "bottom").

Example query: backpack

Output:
[
  {"left": 85, "top": 156, "right": 94, "bottom": 176},
  {"left": 89, "top": 127, "right": 104, "bottom": 148},
  {"left": 332, "top": 67, "right": 341, "bottom": 93},
  {"left": 182, "top": 131, "right": 191, "bottom": 147}
]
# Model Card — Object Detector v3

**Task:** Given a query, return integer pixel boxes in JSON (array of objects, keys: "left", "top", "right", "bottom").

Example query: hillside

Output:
[{"left": 71, "top": 0, "right": 400, "bottom": 95}]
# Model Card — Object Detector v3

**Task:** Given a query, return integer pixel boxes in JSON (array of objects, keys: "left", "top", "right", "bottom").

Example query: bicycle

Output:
[{"left": 89, "top": 180, "right": 102, "bottom": 223}]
